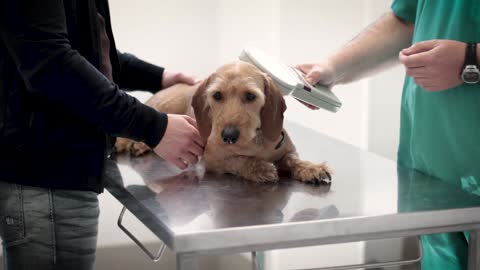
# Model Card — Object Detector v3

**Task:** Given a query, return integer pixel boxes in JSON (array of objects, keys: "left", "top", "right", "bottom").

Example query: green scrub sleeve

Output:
[{"left": 391, "top": 0, "right": 418, "bottom": 23}]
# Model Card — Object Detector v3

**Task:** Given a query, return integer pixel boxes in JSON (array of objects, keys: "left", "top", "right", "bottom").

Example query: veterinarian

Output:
[
  {"left": 0, "top": 0, "right": 205, "bottom": 269},
  {"left": 297, "top": 1, "right": 479, "bottom": 269}
]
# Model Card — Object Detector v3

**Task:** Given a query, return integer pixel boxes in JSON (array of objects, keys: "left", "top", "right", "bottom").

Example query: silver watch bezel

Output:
[{"left": 461, "top": 65, "right": 480, "bottom": 84}]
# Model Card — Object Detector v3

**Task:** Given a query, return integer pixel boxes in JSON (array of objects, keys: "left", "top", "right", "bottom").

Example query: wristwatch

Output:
[{"left": 461, "top": 43, "right": 480, "bottom": 84}]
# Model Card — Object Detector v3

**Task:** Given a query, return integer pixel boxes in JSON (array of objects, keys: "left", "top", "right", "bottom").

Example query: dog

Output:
[{"left": 115, "top": 61, "right": 333, "bottom": 184}]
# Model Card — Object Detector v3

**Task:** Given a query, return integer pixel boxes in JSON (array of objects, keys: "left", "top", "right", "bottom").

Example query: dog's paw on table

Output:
[{"left": 291, "top": 161, "right": 333, "bottom": 185}]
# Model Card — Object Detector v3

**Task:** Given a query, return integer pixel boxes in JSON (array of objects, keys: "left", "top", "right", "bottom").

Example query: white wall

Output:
[{"left": 365, "top": 0, "right": 404, "bottom": 161}]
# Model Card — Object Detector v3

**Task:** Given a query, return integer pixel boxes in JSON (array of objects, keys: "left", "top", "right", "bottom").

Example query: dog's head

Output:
[{"left": 192, "top": 61, "right": 286, "bottom": 147}]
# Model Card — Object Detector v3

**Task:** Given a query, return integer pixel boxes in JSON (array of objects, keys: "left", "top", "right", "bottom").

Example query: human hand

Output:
[
  {"left": 399, "top": 40, "right": 466, "bottom": 91},
  {"left": 162, "top": 71, "right": 200, "bottom": 89},
  {"left": 295, "top": 62, "right": 337, "bottom": 110},
  {"left": 153, "top": 114, "right": 206, "bottom": 169}
]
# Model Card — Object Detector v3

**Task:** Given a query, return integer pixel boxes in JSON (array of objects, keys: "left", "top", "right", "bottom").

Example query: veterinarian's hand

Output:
[
  {"left": 399, "top": 40, "right": 466, "bottom": 91},
  {"left": 162, "top": 71, "right": 200, "bottom": 89},
  {"left": 153, "top": 114, "right": 205, "bottom": 169},
  {"left": 295, "top": 62, "right": 337, "bottom": 110}
]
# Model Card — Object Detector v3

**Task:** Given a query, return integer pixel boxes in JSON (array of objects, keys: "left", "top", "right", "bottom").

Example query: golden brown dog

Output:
[{"left": 115, "top": 61, "right": 333, "bottom": 184}]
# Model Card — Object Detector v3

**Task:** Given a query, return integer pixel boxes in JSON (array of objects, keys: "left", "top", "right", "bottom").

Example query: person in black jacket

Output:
[{"left": 0, "top": 0, "right": 205, "bottom": 269}]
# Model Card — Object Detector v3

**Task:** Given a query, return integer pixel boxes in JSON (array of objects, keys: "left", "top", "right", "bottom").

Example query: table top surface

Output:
[{"left": 104, "top": 121, "right": 480, "bottom": 254}]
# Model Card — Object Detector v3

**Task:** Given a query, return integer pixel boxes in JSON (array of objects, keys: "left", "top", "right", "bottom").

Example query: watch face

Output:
[{"left": 463, "top": 72, "right": 480, "bottom": 83}]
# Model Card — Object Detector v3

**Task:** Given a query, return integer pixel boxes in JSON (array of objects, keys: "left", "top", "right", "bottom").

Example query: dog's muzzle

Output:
[{"left": 221, "top": 125, "right": 240, "bottom": 144}]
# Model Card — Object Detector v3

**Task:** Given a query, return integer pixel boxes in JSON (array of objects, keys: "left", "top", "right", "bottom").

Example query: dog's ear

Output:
[
  {"left": 192, "top": 75, "right": 214, "bottom": 139},
  {"left": 261, "top": 75, "right": 287, "bottom": 141}
]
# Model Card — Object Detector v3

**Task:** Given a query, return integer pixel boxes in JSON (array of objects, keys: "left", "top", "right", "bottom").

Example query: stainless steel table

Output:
[{"left": 104, "top": 121, "right": 480, "bottom": 270}]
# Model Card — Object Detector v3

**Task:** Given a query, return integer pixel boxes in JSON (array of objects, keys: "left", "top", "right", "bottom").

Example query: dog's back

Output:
[{"left": 145, "top": 83, "right": 198, "bottom": 118}]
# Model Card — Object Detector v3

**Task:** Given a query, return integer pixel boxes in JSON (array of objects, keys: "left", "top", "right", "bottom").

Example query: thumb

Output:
[
  {"left": 295, "top": 64, "right": 313, "bottom": 74},
  {"left": 402, "top": 40, "right": 437, "bottom": 56},
  {"left": 183, "top": 115, "right": 198, "bottom": 128},
  {"left": 305, "top": 68, "right": 323, "bottom": 85}
]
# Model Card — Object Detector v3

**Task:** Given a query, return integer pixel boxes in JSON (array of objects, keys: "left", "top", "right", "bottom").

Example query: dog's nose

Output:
[{"left": 221, "top": 126, "right": 240, "bottom": 144}]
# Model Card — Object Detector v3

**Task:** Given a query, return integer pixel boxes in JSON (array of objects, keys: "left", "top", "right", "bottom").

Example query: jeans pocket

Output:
[{"left": 0, "top": 181, "right": 26, "bottom": 246}]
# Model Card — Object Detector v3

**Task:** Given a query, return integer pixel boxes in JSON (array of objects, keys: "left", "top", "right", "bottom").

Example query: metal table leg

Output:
[
  {"left": 177, "top": 253, "right": 199, "bottom": 270},
  {"left": 469, "top": 230, "right": 480, "bottom": 270},
  {"left": 252, "top": 251, "right": 261, "bottom": 270},
  {"left": 251, "top": 237, "right": 422, "bottom": 270},
  {"left": 117, "top": 207, "right": 166, "bottom": 262}
]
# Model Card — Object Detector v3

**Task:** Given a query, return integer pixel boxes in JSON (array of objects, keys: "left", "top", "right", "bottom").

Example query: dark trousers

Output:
[{"left": 0, "top": 180, "right": 99, "bottom": 270}]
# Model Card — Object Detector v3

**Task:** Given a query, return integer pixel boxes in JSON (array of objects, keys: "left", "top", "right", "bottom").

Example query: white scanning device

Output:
[{"left": 239, "top": 46, "right": 341, "bottom": 112}]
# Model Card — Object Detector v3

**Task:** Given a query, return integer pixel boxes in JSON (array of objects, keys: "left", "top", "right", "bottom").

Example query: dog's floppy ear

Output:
[
  {"left": 261, "top": 75, "right": 287, "bottom": 141},
  {"left": 192, "top": 75, "right": 214, "bottom": 139}
]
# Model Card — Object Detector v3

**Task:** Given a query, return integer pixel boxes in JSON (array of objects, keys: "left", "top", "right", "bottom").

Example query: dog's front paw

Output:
[
  {"left": 130, "top": 142, "right": 151, "bottom": 156},
  {"left": 244, "top": 162, "right": 279, "bottom": 183},
  {"left": 292, "top": 161, "right": 333, "bottom": 184},
  {"left": 114, "top": 137, "right": 132, "bottom": 153}
]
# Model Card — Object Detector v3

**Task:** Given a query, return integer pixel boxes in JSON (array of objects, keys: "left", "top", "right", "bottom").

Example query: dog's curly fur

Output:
[{"left": 115, "top": 61, "right": 332, "bottom": 184}]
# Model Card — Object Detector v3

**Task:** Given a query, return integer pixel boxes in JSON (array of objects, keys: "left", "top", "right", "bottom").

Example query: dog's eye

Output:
[
  {"left": 245, "top": 92, "right": 256, "bottom": 101},
  {"left": 213, "top": 91, "right": 222, "bottom": 101}
]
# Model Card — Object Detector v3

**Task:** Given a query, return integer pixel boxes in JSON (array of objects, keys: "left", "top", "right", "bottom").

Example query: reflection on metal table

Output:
[{"left": 104, "top": 121, "right": 480, "bottom": 270}]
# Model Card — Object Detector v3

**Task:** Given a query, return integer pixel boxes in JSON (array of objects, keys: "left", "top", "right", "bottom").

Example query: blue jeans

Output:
[{"left": 0, "top": 180, "right": 99, "bottom": 270}]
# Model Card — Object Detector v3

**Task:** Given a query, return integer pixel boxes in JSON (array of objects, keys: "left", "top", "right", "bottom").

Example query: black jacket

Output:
[{"left": 0, "top": 0, "right": 168, "bottom": 193}]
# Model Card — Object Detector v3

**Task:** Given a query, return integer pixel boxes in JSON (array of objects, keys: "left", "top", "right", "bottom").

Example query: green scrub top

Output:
[{"left": 391, "top": 0, "right": 480, "bottom": 269}]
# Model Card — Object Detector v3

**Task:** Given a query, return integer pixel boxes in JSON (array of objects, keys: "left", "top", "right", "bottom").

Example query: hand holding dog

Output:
[
  {"left": 162, "top": 71, "right": 199, "bottom": 89},
  {"left": 153, "top": 114, "right": 205, "bottom": 169},
  {"left": 399, "top": 40, "right": 466, "bottom": 91}
]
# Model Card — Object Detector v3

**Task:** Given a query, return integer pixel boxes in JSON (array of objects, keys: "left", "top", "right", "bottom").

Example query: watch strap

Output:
[{"left": 465, "top": 43, "right": 478, "bottom": 66}]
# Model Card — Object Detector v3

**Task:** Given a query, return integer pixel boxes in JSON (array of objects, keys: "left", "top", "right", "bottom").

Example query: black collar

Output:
[{"left": 274, "top": 131, "right": 285, "bottom": 150}]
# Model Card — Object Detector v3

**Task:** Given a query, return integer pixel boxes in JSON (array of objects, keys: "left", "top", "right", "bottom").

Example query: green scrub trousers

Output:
[{"left": 391, "top": 0, "right": 480, "bottom": 269}]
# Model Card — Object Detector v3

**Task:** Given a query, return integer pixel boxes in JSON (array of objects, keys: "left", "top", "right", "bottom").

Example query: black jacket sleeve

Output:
[
  {"left": 0, "top": 0, "right": 167, "bottom": 148},
  {"left": 117, "top": 51, "right": 165, "bottom": 93}
]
